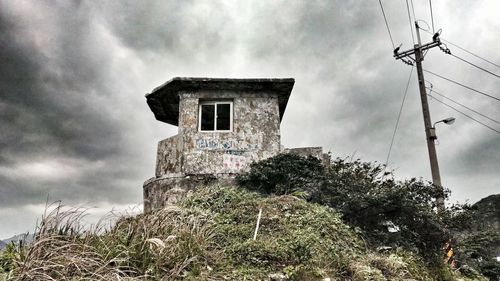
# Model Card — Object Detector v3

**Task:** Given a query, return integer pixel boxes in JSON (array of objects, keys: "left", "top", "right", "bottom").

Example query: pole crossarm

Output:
[{"left": 394, "top": 41, "right": 441, "bottom": 60}]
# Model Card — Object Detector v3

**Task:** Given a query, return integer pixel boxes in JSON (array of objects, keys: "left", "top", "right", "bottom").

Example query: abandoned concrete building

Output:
[{"left": 143, "top": 77, "right": 328, "bottom": 212}]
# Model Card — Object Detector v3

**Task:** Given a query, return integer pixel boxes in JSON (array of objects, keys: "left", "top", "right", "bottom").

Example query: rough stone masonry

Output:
[{"left": 143, "top": 77, "right": 328, "bottom": 212}]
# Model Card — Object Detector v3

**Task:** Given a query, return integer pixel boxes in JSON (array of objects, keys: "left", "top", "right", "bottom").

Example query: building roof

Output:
[{"left": 146, "top": 77, "right": 295, "bottom": 126}]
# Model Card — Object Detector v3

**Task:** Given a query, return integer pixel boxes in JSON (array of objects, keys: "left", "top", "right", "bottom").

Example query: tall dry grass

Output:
[{"left": 10, "top": 203, "right": 218, "bottom": 281}]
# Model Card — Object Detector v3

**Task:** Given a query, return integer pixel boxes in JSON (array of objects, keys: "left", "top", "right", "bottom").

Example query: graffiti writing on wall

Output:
[
  {"left": 223, "top": 154, "right": 248, "bottom": 170},
  {"left": 195, "top": 137, "right": 260, "bottom": 151},
  {"left": 224, "top": 150, "right": 245, "bottom": 156}
]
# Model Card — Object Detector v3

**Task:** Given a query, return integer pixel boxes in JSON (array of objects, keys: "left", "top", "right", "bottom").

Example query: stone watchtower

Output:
[{"left": 143, "top": 77, "right": 327, "bottom": 212}]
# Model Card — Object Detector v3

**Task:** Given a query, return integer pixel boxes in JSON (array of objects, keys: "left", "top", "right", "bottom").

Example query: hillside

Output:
[
  {"left": 472, "top": 194, "right": 500, "bottom": 231},
  {"left": 0, "top": 185, "right": 485, "bottom": 280},
  {"left": 450, "top": 194, "right": 500, "bottom": 280},
  {"left": 0, "top": 234, "right": 34, "bottom": 251}
]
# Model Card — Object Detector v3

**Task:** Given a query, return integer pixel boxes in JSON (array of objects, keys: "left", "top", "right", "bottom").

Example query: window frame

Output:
[{"left": 198, "top": 100, "right": 233, "bottom": 132}]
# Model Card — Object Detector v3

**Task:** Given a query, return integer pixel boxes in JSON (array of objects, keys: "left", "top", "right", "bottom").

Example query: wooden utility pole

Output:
[{"left": 394, "top": 22, "right": 445, "bottom": 212}]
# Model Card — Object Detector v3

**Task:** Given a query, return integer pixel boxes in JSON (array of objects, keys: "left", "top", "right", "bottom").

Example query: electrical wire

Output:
[
  {"left": 448, "top": 53, "right": 500, "bottom": 80},
  {"left": 437, "top": 40, "right": 500, "bottom": 79},
  {"left": 423, "top": 69, "right": 500, "bottom": 102},
  {"left": 421, "top": 29, "right": 500, "bottom": 70},
  {"left": 405, "top": 0, "right": 415, "bottom": 44},
  {"left": 429, "top": 0, "right": 435, "bottom": 34},
  {"left": 443, "top": 39, "right": 500, "bottom": 69},
  {"left": 385, "top": 67, "right": 414, "bottom": 167},
  {"left": 410, "top": 0, "right": 417, "bottom": 24},
  {"left": 378, "top": 0, "right": 395, "bottom": 49},
  {"left": 429, "top": 95, "right": 500, "bottom": 134},
  {"left": 416, "top": 20, "right": 431, "bottom": 32},
  {"left": 426, "top": 85, "right": 500, "bottom": 125},
  {"left": 442, "top": 39, "right": 500, "bottom": 70}
]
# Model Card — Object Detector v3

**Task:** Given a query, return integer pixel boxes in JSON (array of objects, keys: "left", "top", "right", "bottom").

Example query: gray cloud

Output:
[
  {"left": 1, "top": 0, "right": 499, "bottom": 238},
  {"left": 0, "top": 3, "right": 120, "bottom": 161},
  {"left": 0, "top": 2, "right": 148, "bottom": 215}
]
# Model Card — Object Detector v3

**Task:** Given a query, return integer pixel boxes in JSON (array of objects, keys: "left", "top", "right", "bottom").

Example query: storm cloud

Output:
[{"left": 1, "top": 0, "right": 499, "bottom": 238}]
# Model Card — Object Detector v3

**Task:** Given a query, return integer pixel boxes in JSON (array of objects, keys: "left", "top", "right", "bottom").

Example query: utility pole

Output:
[{"left": 394, "top": 22, "right": 445, "bottom": 212}]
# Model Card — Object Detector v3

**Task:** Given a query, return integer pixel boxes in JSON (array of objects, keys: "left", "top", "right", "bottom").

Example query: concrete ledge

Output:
[
  {"left": 143, "top": 173, "right": 239, "bottom": 212},
  {"left": 284, "top": 147, "right": 331, "bottom": 166}
]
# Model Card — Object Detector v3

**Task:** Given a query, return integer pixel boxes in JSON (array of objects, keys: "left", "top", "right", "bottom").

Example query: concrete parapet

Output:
[
  {"left": 143, "top": 173, "right": 238, "bottom": 212},
  {"left": 284, "top": 147, "right": 330, "bottom": 166}
]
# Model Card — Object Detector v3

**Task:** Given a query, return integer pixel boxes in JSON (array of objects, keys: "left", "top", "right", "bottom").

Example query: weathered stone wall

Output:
[
  {"left": 178, "top": 90, "right": 281, "bottom": 175},
  {"left": 143, "top": 174, "right": 219, "bottom": 212},
  {"left": 155, "top": 135, "right": 181, "bottom": 177}
]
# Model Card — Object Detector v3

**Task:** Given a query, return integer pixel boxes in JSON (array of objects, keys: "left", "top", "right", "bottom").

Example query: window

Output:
[{"left": 199, "top": 101, "right": 233, "bottom": 131}]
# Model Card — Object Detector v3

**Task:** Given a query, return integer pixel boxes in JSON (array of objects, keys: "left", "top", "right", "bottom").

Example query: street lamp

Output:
[
  {"left": 430, "top": 117, "right": 456, "bottom": 140},
  {"left": 434, "top": 117, "right": 456, "bottom": 126}
]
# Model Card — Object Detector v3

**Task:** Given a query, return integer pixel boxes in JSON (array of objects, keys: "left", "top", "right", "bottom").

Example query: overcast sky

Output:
[{"left": 1, "top": 0, "right": 499, "bottom": 239}]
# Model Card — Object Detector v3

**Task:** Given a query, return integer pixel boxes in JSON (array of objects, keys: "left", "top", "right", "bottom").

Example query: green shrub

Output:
[
  {"left": 237, "top": 153, "right": 326, "bottom": 197},
  {"left": 321, "top": 158, "right": 450, "bottom": 261},
  {"left": 0, "top": 243, "right": 16, "bottom": 274},
  {"left": 238, "top": 154, "right": 453, "bottom": 262},
  {"left": 454, "top": 230, "right": 500, "bottom": 280}
]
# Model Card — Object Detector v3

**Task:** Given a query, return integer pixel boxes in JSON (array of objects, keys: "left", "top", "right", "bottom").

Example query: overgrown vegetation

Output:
[
  {"left": 238, "top": 153, "right": 496, "bottom": 279},
  {"left": 238, "top": 154, "right": 449, "bottom": 260},
  {"left": 0, "top": 186, "right": 479, "bottom": 280},
  {"left": 454, "top": 230, "right": 500, "bottom": 280},
  {"left": 236, "top": 153, "right": 326, "bottom": 198},
  {"left": 0, "top": 153, "right": 494, "bottom": 280},
  {"left": 451, "top": 195, "right": 500, "bottom": 280}
]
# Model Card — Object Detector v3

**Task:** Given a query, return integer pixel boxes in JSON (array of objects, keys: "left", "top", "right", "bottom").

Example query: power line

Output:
[
  {"left": 423, "top": 69, "right": 500, "bottom": 102},
  {"left": 405, "top": 0, "right": 415, "bottom": 44},
  {"left": 410, "top": 0, "right": 417, "bottom": 24},
  {"left": 416, "top": 20, "right": 431, "bottom": 32},
  {"left": 426, "top": 85, "right": 500, "bottom": 125},
  {"left": 436, "top": 38, "right": 500, "bottom": 79},
  {"left": 422, "top": 29, "right": 500, "bottom": 70},
  {"left": 386, "top": 67, "right": 414, "bottom": 166},
  {"left": 448, "top": 52, "right": 500, "bottom": 80},
  {"left": 378, "top": 0, "right": 395, "bottom": 49},
  {"left": 429, "top": 95, "right": 500, "bottom": 134},
  {"left": 429, "top": 0, "right": 435, "bottom": 34},
  {"left": 443, "top": 38, "right": 500, "bottom": 70}
]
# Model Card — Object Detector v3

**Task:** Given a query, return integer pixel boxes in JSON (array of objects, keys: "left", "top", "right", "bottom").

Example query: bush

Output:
[
  {"left": 237, "top": 154, "right": 453, "bottom": 261},
  {"left": 320, "top": 158, "right": 450, "bottom": 261},
  {"left": 454, "top": 230, "right": 500, "bottom": 280},
  {"left": 237, "top": 153, "right": 326, "bottom": 198}
]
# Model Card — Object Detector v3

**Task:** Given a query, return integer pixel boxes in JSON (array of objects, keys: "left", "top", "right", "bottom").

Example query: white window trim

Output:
[{"left": 198, "top": 101, "right": 233, "bottom": 132}]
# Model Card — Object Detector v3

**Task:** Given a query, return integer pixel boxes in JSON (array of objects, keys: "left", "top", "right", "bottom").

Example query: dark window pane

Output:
[
  {"left": 201, "top": 104, "right": 215, "bottom": 130},
  {"left": 216, "top": 103, "right": 231, "bottom": 130}
]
